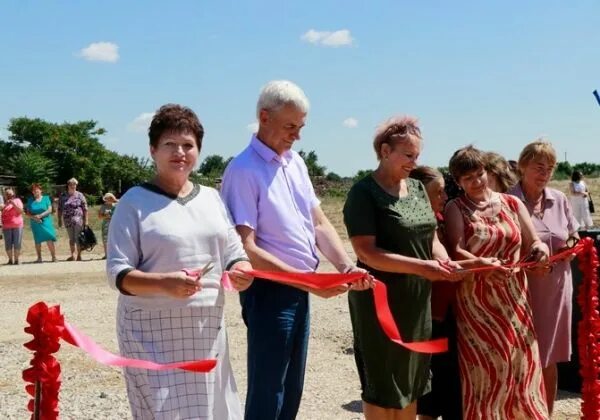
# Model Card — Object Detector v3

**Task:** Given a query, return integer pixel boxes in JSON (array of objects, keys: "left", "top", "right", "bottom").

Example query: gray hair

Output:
[
  {"left": 67, "top": 177, "right": 78, "bottom": 185},
  {"left": 256, "top": 80, "right": 310, "bottom": 118}
]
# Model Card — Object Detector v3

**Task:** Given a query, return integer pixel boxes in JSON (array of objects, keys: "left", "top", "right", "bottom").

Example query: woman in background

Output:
[
  {"left": 484, "top": 151, "right": 517, "bottom": 193},
  {"left": 58, "top": 178, "right": 88, "bottom": 261},
  {"left": 26, "top": 183, "right": 57, "bottom": 263},
  {"left": 411, "top": 166, "right": 462, "bottom": 420},
  {"left": 569, "top": 170, "right": 593, "bottom": 229},
  {"left": 1, "top": 188, "right": 24, "bottom": 265},
  {"left": 98, "top": 192, "right": 118, "bottom": 259}
]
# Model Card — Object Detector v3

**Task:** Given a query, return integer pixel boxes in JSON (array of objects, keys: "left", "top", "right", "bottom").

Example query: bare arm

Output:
[
  {"left": 312, "top": 205, "right": 354, "bottom": 273},
  {"left": 120, "top": 270, "right": 201, "bottom": 298},
  {"left": 349, "top": 234, "right": 460, "bottom": 281},
  {"left": 236, "top": 225, "right": 350, "bottom": 297}
]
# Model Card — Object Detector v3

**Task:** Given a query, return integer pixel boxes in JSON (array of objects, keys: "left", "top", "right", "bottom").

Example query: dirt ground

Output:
[{"left": 0, "top": 181, "right": 591, "bottom": 419}]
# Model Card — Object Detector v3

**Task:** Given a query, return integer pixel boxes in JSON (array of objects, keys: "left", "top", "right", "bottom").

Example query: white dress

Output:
[
  {"left": 107, "top": 183, "right": 247, "bottom": 420},
  {"left": 570, "top": 180, "right": 593, "bottom": 229}
]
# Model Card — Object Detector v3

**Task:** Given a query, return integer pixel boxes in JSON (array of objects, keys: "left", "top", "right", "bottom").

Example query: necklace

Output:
[
  {"left": 464, "top": 191, "right": 492, "bottom": 208},
  {"left": 523, "top": 191, "right": 545, "bottom": 219}
]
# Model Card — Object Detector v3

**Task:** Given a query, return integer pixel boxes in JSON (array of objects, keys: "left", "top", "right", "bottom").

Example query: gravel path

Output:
[{"left": 0, "top": 260, "right": 582, "bottom": 419}]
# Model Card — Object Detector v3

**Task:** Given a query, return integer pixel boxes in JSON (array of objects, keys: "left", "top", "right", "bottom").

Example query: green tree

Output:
[
  {"left": 353, "top": 169, "right": 373, "bottom": 181},
  {"left": 554, "top": 161, "right": 572, "bottom": 180},
  {"left": 0, "top": 140, "right": 23, "bottom": 173},
  {"left": 7, "top": 117, "right": 108, "bottom": 193},
  {"left": 102, "top": 151, "right": 154, "bottom": 194},
  {"left": 198, "top": 154, "right": 232, "bottom": 178},
  {"left": 298, "top": 150, "right": 326, "bottom": 177},
  {"left": 326, "top": 171, "right": 342, "bottom": 182},
  {"left": 10, "top": 149, "right": 57, "bottom": 195}
]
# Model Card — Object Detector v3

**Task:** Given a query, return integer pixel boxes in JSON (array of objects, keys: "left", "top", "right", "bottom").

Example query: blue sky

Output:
[{"left": 1, "top": 1, "right": 599, "bottom": 176}]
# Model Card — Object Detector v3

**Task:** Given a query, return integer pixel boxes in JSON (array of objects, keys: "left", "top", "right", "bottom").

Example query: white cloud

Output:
[
  {"left": 301, "top": 29, "right": 354, "bottom": 47},
  {"left": 128, "top": 112, "right": 154, "bottom": 133},
  {"left": 246, "top": 122, "right": 259, "bottom": 133},
  {"left": 343, "top": 117, "right": 358, "bottom": 128},
  {"left": 78, "top": 42, "right": 119, "bottom": 63}
]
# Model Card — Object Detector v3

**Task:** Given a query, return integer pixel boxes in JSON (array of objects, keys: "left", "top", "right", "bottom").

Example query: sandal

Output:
[
  {"left": 34, "top": 259, "right": 42, "bottom": 264},
  {"left": 66, "top": 256, "right": 75, "bottom": 261}
]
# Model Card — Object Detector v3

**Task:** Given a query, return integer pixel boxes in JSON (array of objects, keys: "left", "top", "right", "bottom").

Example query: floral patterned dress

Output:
[{"left": 452, "top": 193, "right": 548, "bottom": 419}]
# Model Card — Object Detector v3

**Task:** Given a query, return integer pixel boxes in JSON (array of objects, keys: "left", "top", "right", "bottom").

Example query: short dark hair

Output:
[
  {"left": 148, "top": 104, "right": 204, "bottom": 149},
  {"left": 572, "top": 170, "right": 583, "bottom": 182},
  {"left": 449, "top": 145, "right": 486, "bottom": 181}
]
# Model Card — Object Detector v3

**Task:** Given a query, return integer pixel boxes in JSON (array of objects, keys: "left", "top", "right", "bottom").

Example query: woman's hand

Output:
[
  {"left": 310, "top": 285, "right": 349, "bottom": 298},
  {"left": 478, "top": 257, "right": 513, "bottom": 282},
  {"left": 417, "top": 260, "right": 464, "bottom": 282},
  {"left": 160, "top": 271, "right": 201, "bottom": 299},
  {"left": 341, "top": 265, "right": 374, "bottom": 291},
  {"left": 229, "top": 261, "right": 254, "bottom": 291}
]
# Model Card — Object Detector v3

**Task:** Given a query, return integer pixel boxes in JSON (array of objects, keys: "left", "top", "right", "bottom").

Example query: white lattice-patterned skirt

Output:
[{"left": 117, "top": 300, "right": 242, "bottom": 420}]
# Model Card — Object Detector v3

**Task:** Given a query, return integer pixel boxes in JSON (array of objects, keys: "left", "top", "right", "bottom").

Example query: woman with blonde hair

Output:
[
  {"left": 509, "top": 140, "right": 579, "bottom": 416},
  {"left": 343, "top": 116, "right": 463, "bottom": 420}
]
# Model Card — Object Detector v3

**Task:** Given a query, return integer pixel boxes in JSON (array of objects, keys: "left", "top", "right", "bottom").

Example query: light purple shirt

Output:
[{"left": 221, "top": 135, "right": 321, "bottom": 272}]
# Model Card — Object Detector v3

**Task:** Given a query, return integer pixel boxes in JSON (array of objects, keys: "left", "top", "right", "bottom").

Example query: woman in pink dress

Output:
[
  {"left": 1, "top": 188, "right": 24, "bottom": 265},
  {"left": 509, "top": 140, "right": 579, "bottom": 416},
  {"left": 445, "top": 146, "right": 550, "bottom": 419}
]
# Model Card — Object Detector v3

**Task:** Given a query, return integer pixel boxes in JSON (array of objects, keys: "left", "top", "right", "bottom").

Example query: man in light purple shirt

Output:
[{"left": 221, "top": 80, "right": 370, "bottom": 420}]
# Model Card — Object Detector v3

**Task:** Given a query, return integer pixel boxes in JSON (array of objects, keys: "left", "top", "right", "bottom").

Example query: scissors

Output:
[
  {"left": 182, "top": 261, "right": 215, "bottom": 278},
  {"left": 200, "top": 261, "right": 215, "bottom": 276}
]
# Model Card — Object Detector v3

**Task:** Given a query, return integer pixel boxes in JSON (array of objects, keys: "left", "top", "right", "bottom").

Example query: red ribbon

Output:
[
  {"left": 247, "top": 269, "right": 449, "bottom": 353},
  {"left": 574, "top": 237, "right": 600, "bottom": 419},
  {"left": 23, "top": 239, "right": 600, "bottom": 418},
  {"left": 23, "top": 302, "right": 217, "bottom": 419}
]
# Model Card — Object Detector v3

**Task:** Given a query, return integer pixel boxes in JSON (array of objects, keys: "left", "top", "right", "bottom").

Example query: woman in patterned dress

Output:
[
  {"left": 57, "top": 178, "right": 88, "bottom": 261},
  {"left": 445, "top": 146, "right": 550, "bottom": 419}
]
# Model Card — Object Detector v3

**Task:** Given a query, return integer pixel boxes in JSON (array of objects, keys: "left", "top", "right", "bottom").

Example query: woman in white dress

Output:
[
  {"left": 569, "top": 170, "right": 593, "bottom": 229},
  {"left": 107, "top": 104, "right": 253, "bottom": 419}
]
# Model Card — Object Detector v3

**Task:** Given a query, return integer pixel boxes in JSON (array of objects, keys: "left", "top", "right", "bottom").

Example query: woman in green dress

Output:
[
  {"left": 26, "top": 183, "right": 57, "bottom": 262},
  {"left": 343, "top": 116, "right": 463, "bottom": 420}
]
